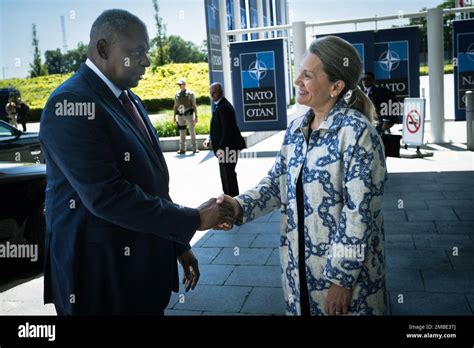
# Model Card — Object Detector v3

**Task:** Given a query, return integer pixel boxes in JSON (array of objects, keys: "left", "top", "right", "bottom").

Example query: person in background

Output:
[
  {"left": 173, "top": 78, "right": 199, "bottom": 154},
  {"left": 361, "top": 71, "right": 398, "bottom": 134},
  {"left": 203, "top": 82, "right": 246, "bottom": 197},
  {"left": 16, "top": 97, "right": 30, "bottom": 132},
  {"left": 5, "top": 99, "right": 17, "bottom": 127}
]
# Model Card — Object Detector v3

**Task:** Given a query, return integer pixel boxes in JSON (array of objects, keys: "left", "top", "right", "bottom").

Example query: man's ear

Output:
[{"left": 96, "top": 39, "right": 108, "bottom": 60}]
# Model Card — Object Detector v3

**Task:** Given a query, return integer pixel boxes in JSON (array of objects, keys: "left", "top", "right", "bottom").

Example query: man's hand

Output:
[
  {"left": 215, "top": 194, "right": 243, "bottom": 230},
  {"left": 197, "top": 198, "right": 235, "bottom": 231},
  {"left": 203, "top": 139, "right": 210, "bottom": 148},
  {"left": 194, "top": 117, "right": 198, "bottom": 124},
  {"left": 178, "top": 250, "right": 200, "bottom": 292},
  {"left": 173, "top": 115, "right": 177, "bottom": 124},
  {"left": 324, "top": 283, "right": 353, "bottom": 315}
]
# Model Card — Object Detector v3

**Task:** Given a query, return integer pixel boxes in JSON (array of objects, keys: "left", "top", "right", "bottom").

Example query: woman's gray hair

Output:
[{"left": 308, "top": 36, "right": 375, "bottom": 122}]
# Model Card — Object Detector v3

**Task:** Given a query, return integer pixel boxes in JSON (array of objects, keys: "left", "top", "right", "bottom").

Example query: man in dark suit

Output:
[
  {"left": 203, "top": 83, "right": 246, "bottom": 197},
  {"left": 361, "top": 71, "right": 399, "bottom": 133},
  {"left": 39, "top": 9, "right": 233, "bottom": 315}
]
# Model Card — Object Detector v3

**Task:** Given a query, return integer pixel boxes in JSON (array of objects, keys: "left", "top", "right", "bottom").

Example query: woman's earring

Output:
[{"left": 330, "top": 94, "right": 334, "bottom": 98}]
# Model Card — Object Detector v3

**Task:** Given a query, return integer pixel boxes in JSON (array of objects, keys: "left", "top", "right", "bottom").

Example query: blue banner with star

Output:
[
  {"left": 205, "top": 0, "right": 224, "bottom": 85},
  {"left": 317, "top": 26, "right": 420, "bottom": 101},
  {"left": 230, "top": 38, "right": 288, "bottom": 131},
  {"left": 453, "top": 19, "right": 474, "bottom": 121}
]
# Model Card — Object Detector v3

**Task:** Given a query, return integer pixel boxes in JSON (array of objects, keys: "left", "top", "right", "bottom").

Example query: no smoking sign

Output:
[{"left": 402, "top": 98, "right": 425, "bottom": 146}]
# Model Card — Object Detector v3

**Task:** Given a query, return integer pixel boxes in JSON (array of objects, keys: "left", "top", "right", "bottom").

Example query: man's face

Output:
[
  {"left": 209, "top": 86, "right": 219, "bottom": 102},
  {"left": 362, "top": 74, "right": 374, "bottom": 89},
  {"left": 102, "top": 23, "right": 150, "bottom": 90},
  {"left": 178, "top": 83, "right": 186, "bottom": 91}
]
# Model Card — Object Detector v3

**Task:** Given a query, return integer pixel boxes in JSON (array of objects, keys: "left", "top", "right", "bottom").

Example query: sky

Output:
[{"left": 0, "top": 0, "right": 445, "bottom": 79}]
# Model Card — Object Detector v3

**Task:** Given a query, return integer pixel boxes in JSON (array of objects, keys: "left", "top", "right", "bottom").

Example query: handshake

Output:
[{"left": 196, "top": 194, "right": 243, "bottom": 231}]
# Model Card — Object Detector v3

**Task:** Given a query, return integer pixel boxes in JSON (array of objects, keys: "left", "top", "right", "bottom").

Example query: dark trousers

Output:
[{"left": 219, "top": 161, "right": 239, "bottom": 197}]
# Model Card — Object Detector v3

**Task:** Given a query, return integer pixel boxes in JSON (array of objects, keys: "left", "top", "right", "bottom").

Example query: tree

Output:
[
  {"left": 44, "top": 43, "right": 87, "bottom": 74},
  {"left": 29, "top": 24, "right": 47, "bottom": 77},
  {"left": 167, "top": 35, "right": 206, "bottom": 63},
  {"left": 149, "top": 0, "right": 169, "bottom": 67},
  {"left": 44, "top": 49, "right": 65, "bottom": 74}
]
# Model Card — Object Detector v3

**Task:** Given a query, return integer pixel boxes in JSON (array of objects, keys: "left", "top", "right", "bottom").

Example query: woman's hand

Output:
[{"left": 324, "top": 283, "right": 352, "bottom": 315}]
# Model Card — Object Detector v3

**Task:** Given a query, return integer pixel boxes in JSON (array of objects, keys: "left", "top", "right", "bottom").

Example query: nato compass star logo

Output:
[
  {"left": 209, "top": 1, "right": 218, "bottom": 21},
  {"left": 467, "top": 43, "right": 474, "bottom": 62},
  {"left": 378, "top": 50, "right": 401, "bottom": 72},
  {"left": 248, "top": 60, "right": 268, "bottom": 81}
]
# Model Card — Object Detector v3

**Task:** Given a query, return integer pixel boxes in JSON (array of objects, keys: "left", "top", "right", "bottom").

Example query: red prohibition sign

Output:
[{"left": 405, "top": 109, "right": 422, "bottom": 134}]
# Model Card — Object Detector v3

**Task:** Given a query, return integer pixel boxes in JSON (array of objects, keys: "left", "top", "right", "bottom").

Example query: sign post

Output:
[{"left": 401, "top": 98, "right": 433, "bottom": 158}]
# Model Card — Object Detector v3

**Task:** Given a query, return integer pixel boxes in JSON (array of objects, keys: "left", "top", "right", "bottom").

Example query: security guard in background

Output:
[{"left": 173, "top": 78, "right": 199, "bottom": 154}]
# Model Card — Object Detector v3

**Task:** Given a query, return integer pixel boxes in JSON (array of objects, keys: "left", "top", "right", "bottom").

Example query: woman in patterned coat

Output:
[{"left": 218, "top": 36, "right": 387, "bottom": 316}]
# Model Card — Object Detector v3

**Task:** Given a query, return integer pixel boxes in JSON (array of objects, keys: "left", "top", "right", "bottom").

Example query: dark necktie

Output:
[
  {"left": 212, "top": 102, "right": 218, "bottom": 114},
  {"left": 119, "top": 91, "right": 152, "bottom": 145}
]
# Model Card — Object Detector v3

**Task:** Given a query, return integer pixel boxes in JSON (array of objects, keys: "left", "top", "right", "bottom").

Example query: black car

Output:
[
  {"left": 0, "top": 162, "right": 46, "bottom": 282},
  {"left": 0, "top": 120, "right": 44, "bottom": 163}
]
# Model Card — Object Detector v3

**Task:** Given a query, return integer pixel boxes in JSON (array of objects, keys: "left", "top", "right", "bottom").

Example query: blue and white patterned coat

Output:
[{"left": 235, "top": 99, "right": 388, "bottom": 315}]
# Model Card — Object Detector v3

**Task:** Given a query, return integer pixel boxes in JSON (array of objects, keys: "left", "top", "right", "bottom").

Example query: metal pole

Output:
[
  {"left": 427, "top": 7, "right": 445, "bottom": 143},
  {"left": 292, "top": 21, "right": 308, "bottom": 116},
  {"left": 219, "top": 0, "right": 232, "bottom": 102},
  {"left": 233, "top": 0, "right": 241, "bottom": 42},
  {"left": 466, "top": 91, "right": 474, "bottom": 151}
]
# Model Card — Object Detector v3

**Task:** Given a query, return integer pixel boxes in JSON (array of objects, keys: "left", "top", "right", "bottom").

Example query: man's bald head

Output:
[{"left": 210, "top": 82, "right": 224, "bottom": 101}]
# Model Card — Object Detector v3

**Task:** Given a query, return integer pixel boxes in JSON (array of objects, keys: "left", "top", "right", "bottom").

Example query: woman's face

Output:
[{"left": 294, "top": 53, "right": 337, "bottom": 111}]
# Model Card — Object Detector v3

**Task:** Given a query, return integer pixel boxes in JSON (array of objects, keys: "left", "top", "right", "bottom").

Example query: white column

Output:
[
  {"left": 271, "top": 0, "right": 277, "bottom": 37},
  {"left": 292, "top": 21, "right": 308, "bottom": 116},
  {"left": 427, "top": 8, "right": 445, "bottom": 143},
  {"left": 265, "top": 0, "right": 272, "bottom": 38},
  {"left": 233, "top": 0, "right": 242, "bottom": 42},
  {"left": 245, "top": 0, "right": 251, "bottom": 40},
  {"left": 219, "top": 0, "right": 232, "bottom": 102},
  {"left": 256, "top": 0, "right": 264, "bottom": 39}
]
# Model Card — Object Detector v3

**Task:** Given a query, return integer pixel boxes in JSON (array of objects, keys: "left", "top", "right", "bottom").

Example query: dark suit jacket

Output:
[
  {"left": 39, "top": 63, "right": 199, "bottom": 315},
  {"left": 210, "top": 97, "right": 246, "bottom": 155}
]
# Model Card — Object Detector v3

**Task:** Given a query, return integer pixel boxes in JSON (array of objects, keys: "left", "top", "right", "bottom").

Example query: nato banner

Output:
[
  {"left": 230, "top": 38, "right": 288, "bottom": 131},
  {"left": 205, "top": 0, "right": 224, "bottom": 84},
  {"left": 317, "top": 26, "right": 420, "bottom": 100},
  {"left": 453, "top": 19, "right": 474, "bottom": 121}
]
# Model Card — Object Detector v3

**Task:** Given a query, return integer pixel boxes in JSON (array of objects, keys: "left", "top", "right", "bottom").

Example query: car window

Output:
[{"left": 0, "top": 123, "right": 14, "bottom": 137}]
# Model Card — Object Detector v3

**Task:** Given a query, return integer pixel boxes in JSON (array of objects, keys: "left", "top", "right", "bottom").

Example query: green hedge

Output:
[
  {"left": 0, "top": 63, "right": 212, "bottom": 133},
  {"left": 419, "top": 64, "right": 453, "bottom": 76}
]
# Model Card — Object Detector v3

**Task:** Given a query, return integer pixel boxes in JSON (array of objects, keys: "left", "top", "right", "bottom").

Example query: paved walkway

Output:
[{"left": 1, "top": 120, "right": 473, "bottom": 316}]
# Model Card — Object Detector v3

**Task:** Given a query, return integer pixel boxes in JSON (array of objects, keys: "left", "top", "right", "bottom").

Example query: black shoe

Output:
[
  {"left": 193, "top": 149, "right": 200, "bottom": 154},
  {"left": 177, "top": 150, "right": 185, "bottom": 155}
]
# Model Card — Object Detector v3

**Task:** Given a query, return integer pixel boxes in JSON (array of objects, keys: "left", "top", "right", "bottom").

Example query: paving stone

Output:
[
  {"left": 383, "top": 210, "right": 407, "bottom": 222},
  {"left": 238, "top": 221, "right": 280, "bottom": 234},
  {"left": 164, "top": 309, "right": 202, "bottom": 316},
  {"left": 268, "top": 211, "right": 281, "bottom": 222},
  {"left": 422, "top": 269, "right": 474, "bottom": 293},
  {"left": 454, "top": 209, "right": 474, "bottom": 221},
  {"left": 385, "top": 234, "right": 414, "bottom": 249},
  {"left": 448, "top": 250, "right": 474, "bottom": 269},
  {"left": 400, "top": 191, "right": 445, "bottom": 200},
  {"left": 466, "top": 294, "right": 474, "bottom": 314},
  {"left": 384, "top": 221, "right": 436, "bottom": 234},
  {"left": 191, "top": 247, "right": 222, "bottom": 265},
  {"left": 435, "top": 221, "right": 474, "bottom": 234},
  {"left": 386, "top": 269, "right": 424, "bottom": 291},
  {"left": 202, "top": 233, "right": 256, "bottom": 248},
  {"left": 406, "top": 209, "right": 458, "bottom": 222},
  {"left": 211, "top": 247, "right": 272, "bottom": 265},
  {"left": 425, "top": 199, "right": 474, "bottom": 209},
  {"left": 266, "top": 248, "right": 280, "bottom": 265},
  {"left": 252, "top": 214, "right": 272, "bottom": 223},
  {"left": 388, "top": 291, "right": 472, "bottom": 315},
  {"left": 250, "top": 234, "right": 280, "bottom": 247},
  {"left": 225, "top": 265, "right": 281, "bottom": 287},
  {"left": 194, "top": 265, "right": 234, "bottom": 285},
  {"left": 192, "top": 232, "right": 215, "bottom": 248},
  {"left": 413, "top": 234, "right": 474, "bottom": 249},
  {"left": 443, "top": 191, "right": 474, "bottom": 200},
  {"left": 241, "top": 287, "right": 285, "bottom": 315},
  {"left": 385, "top": 249, "right": 451, "bottom": 269},
  {"left": 383, "top": 200, "right": 427, "bottom": 211},
  {"left": 170, "top": 285, "right": 251, "bottom": 313}
]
